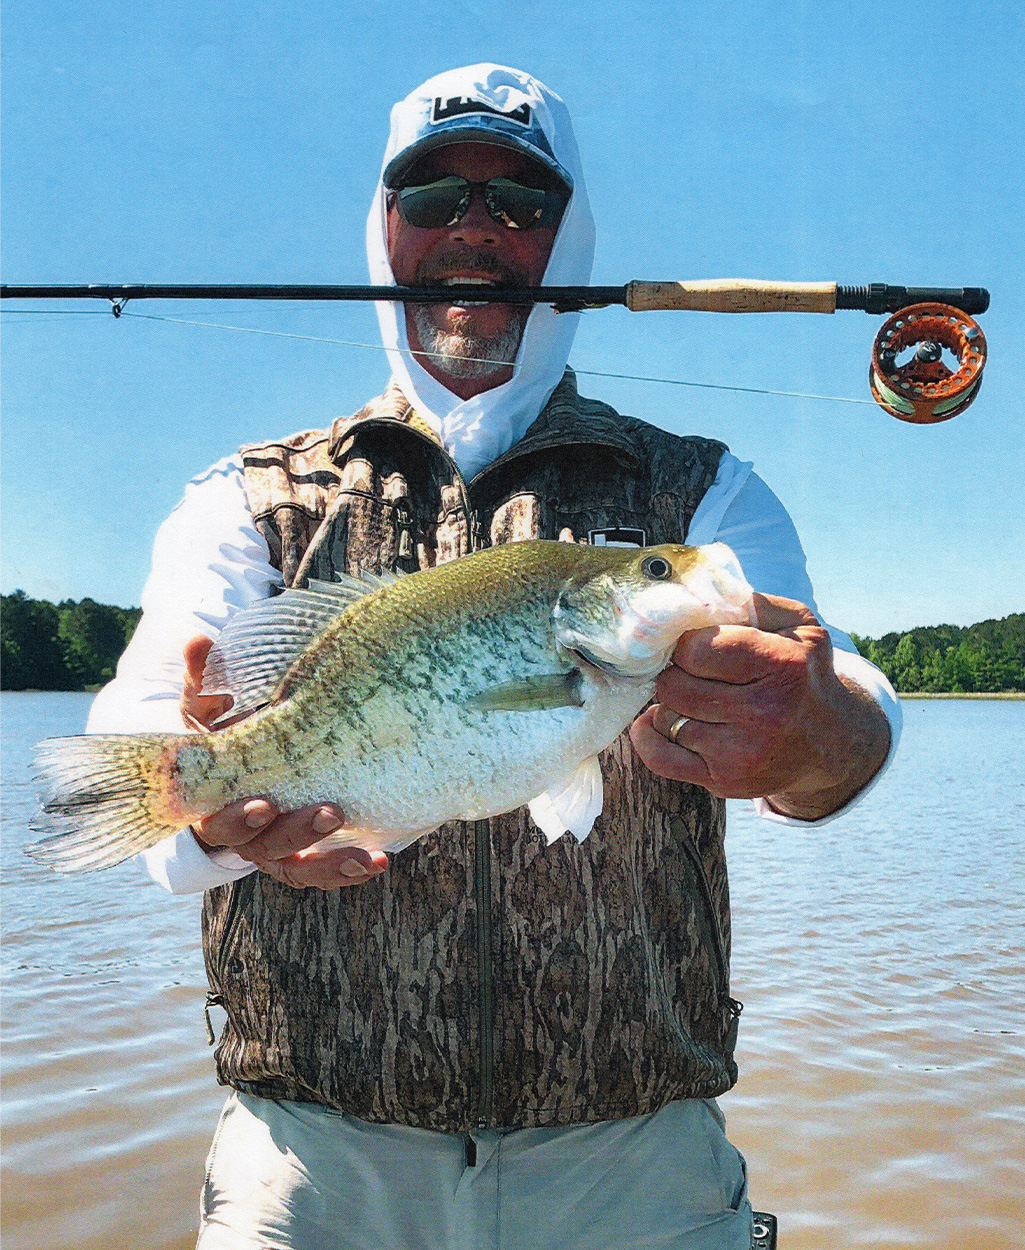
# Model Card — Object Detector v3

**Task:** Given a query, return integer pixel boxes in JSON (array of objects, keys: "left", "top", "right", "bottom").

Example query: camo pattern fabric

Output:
[{"left": 202, "top": 371, "right": 741, "bottom": 1131}]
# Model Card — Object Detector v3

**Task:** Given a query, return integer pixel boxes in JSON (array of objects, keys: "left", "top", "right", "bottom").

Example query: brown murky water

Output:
[{"left": 2, "top": 692, "right": 1022, "bottom": 1248}]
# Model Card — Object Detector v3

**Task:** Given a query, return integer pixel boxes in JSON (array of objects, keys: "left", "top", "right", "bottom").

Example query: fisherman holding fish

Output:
[{"left": 38, "top": 65, "right": 898, "bottom": 1249}]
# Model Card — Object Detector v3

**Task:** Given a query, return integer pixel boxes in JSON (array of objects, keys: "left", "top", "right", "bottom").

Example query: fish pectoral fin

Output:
[
  {"left": 467, "top": 670, "right": 584, "bottom": 713},
  {"left": 528, "top": 755, "right": 604, "bottom": 845}
]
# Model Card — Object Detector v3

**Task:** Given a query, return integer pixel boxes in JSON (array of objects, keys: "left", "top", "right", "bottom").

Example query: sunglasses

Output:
[{"left": 392, "top": 175, "right": 568, "bottom": 231}]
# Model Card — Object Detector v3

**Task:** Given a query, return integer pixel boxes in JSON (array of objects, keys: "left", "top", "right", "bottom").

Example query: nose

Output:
[{"left": 451, "top": 186, "right": 500, "bottom": 246}]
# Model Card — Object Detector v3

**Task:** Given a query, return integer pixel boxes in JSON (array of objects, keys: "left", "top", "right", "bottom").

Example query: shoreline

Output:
[{"left": 899, "top": 691, "right": 1025, "bottom": 700}]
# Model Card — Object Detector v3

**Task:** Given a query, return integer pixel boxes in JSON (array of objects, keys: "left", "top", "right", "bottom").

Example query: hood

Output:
[{"left": 366, "top": 64, "right": 595, "bottom": 481}]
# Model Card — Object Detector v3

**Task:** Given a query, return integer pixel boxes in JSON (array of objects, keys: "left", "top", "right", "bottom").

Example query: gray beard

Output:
[{"left": 411, "top": 304, "right": 527, "bottom": 380}]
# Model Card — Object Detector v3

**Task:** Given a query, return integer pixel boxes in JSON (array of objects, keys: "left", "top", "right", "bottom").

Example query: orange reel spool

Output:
[{"left": 870, "top": 303, "right": 987, "bottom": 423}]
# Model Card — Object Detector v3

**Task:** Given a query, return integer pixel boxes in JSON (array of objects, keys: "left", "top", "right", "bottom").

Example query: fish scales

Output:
[
  {"left": 27, "top": 540, "right": 756, "bottom": 871},
  {"left": 186, "top": 549, "right": 590, "bottom": 841}
]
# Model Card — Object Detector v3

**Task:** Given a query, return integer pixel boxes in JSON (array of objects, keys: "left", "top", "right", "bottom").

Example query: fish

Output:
[{"left": 28, "top": 539, "right": 755, "bottom": 873}]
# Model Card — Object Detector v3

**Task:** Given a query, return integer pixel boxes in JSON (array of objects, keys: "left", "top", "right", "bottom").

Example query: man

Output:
[{"left": 89, "top": 65, "right": 897, "bottom": 1249}]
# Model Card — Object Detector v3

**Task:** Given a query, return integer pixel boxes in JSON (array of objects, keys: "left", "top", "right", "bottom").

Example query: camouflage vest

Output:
[{"left": 201, "top": 371, "right": 741, "bottom": 1131}]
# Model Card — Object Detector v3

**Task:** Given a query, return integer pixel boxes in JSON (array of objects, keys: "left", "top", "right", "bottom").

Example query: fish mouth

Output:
[{"left": 562, "top": 642, "right": 652, "bottom": 685}]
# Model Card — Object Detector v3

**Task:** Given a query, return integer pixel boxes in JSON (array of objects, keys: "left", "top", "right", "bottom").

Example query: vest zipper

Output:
[
  {"left": 204, "top": 878, "right": 249, "bottom": 1046},
  {"left": 676, "top": 830, "right": 744, "bottom": 1052},
  {"left": 676, "top": 832, "right": 729, "bottom": 998},
  {"left": 214, "top": 877, "right": 249, "bottom": 990},
  {"left": 473, "top": 817, "right": 495, "bottom": 1129}
]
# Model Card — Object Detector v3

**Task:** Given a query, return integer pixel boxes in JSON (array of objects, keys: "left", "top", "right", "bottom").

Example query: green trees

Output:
[
  {"left": 1, "top": 591, "right": 141, "bottom": 690},
  {"left": 3, "top": 591, "right": 1021, "bottom": 695},
  {"left": 851, "top": 614, "right": 1024, "bottom": 693}
]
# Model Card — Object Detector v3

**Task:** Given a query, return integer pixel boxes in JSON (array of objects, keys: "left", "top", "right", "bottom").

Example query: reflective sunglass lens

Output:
[
  {"left": 483, "top": 179, "right": 553, "bottom": 230},
  {"left": 394, "top": 176, "right": 567, "bottom": 231},
  {"left": 396, "top": 177, "right": 471, "bottom": 228}
]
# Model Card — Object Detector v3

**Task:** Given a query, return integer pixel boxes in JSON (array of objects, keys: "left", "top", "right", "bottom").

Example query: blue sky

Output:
[{"left": 2, "top": 0, "right": 1021, "bottom": 636}]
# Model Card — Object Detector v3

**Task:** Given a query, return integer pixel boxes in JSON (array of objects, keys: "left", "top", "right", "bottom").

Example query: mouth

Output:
[{"left": 435, "top": 275, "right": 506, "bottom": 308}]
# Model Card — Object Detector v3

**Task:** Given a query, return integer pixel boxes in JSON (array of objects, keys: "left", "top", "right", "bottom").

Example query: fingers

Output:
[
  {"left": 632, "top": 703, "right": 761, "bottom": 796},
  {"left": 194, "top": 800, "right": 347, "bottom": 858},
  {"left": 634, "top": 592, "right": 890, "bottom": 817},
  {"left": 629, "top": 705, "right": 713, "bottom": 789},
  {"left": 751, "top": 592, "right": 819, "bottom": 633},
  {"left": 258, "top": 846, "right": 390, "bottom": 891},
  {"left": 669, "top": 599, "right": 829, "bottom": 687},
  {"left": 631, "top": 702, "right": 794, "bottom": 800},
  {"left": 654, "top": 663, "right": 736, "bottom": 725},
  {"left": 181, "top": 634, "right": 233, "bottom": 730},
  {"left": 192, "top": 799, "right": 389, "bottom": 890},
  {"left": 184, "top": 634, "right": 215, "bottom": 681}
]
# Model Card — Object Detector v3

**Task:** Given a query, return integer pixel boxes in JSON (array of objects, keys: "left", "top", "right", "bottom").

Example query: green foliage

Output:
[
  {"left": 3, "top": 592, "right": 1021, "bottom": 695},
  {"left": 1, "top": 591, "right": 141, "bottom": 691},
  {"left": 852, "top": 614, "right": 1024, "bottom": 693}
]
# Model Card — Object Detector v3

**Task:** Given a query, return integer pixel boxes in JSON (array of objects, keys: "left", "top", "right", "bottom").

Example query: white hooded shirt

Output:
[{"left": 366, "top": 64, "right": 596, "bottom": 482}]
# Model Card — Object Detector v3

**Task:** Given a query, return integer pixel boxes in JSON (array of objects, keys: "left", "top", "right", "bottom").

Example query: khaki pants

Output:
[{"left": 196, "top": 1092, "right": 752, "bottom": 1249}]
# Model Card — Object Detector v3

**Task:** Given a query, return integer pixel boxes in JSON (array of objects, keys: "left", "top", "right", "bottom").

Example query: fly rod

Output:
[
  {"left": 0, "top": 280, "right": 990, "bottom": 316},
  {"left": 1, "top": 280, "right": 990, "bottom": 423}
]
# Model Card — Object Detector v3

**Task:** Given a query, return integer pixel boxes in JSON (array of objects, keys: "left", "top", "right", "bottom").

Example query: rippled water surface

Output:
[{"left": 2, "top": 692, "right": 1023, "bottom": 1248}]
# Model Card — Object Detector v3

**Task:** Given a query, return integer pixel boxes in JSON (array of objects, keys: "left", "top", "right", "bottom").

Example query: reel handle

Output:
[{"left": 625, "top": 280, "right": 990, "bottom": 316}]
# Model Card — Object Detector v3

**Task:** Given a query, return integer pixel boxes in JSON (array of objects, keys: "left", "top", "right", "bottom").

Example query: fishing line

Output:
[{"left": 2, "top": 305, "right": 876, "bottom": 405}]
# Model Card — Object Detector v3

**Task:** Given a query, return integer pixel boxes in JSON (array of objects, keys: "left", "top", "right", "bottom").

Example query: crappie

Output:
[{"left": 29, "top": 540, "right": 755, "bottom": 872}]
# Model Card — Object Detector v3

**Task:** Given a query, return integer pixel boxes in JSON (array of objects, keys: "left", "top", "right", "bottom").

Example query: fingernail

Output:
[
  {"left": 313, "top": 808, "right": 343, "bottom": 835},
  {"left": 339, "top": 860, "right": 367, "bottom": 877},
  {"left": 244, "top": 804, "right": 273, "bottom": 830}
]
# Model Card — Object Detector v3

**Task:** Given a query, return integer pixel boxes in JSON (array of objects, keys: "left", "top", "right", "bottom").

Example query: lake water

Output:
[{"left": 1, "top": 692, "right": 1022, "bottom": 1249}]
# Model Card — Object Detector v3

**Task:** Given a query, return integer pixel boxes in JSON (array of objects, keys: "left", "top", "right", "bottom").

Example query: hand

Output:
[
  {"left": 629, "top": 594, "right": 891, "bottom": 821},
  {"left": 181, "top": 635, "right": 389, "bottom": 889}
]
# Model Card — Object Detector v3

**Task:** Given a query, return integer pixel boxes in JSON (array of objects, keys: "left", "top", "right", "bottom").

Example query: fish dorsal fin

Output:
[
  {"left": 318, "top": 568, "right": 403, "bottom": 596},
  {"left": 528, "top": 755, "right": 604, "bottom": 844},
  {"left": 202, "top": 571, "right": 401, "bottom": 720}
]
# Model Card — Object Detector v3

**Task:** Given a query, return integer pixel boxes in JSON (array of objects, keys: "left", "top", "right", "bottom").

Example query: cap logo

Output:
[{"left": 431, "top": 96, "right": 531, "bottom": 127}]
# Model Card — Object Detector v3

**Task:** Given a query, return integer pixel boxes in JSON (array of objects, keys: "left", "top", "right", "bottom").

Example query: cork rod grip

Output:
[{"left": 625, "top": 279, "right": 838, "bottom": 314}]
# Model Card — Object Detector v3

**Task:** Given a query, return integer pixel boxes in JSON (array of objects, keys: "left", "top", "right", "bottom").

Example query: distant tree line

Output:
[
  {"left": 1, "top": 591, "right": 141, "bottom": 691},
  {"left": 851, "top": 614, "right": 1024, "bottom": 694},
  {"left": 3, "top": 590, "right": 1022, "bottom": 696}
]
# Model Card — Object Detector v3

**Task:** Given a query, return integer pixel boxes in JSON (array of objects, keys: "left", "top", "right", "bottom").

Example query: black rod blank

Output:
[
  {"left": 0, "top": 284, "right": 628, "bottom": 311},
  {"left": 0, "top": 282, "right": 990, "bottom": 315}
]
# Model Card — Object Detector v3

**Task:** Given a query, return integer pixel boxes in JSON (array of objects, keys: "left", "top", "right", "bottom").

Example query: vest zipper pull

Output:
[{"left": 204, "top": 990, "right": 225, "bottom": 1045}]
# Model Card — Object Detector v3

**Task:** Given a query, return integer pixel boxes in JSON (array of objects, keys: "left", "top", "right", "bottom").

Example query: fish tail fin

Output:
[{"left": 28, "top": 733, "right": 196, "bottom": 873}]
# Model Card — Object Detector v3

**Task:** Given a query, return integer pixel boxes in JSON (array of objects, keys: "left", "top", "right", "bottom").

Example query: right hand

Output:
[{"left": 181, "top": 635, "right": 389, "bottom": 890}]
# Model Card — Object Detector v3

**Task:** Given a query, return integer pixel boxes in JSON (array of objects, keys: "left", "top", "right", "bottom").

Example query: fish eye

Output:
[{"left": 641, "top": 556, "right": 672, "bottom": 581}]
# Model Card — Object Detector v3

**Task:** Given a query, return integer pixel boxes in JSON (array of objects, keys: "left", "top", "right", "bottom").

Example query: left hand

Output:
[{"left": 629, "top": 593, "right": 891, "bottom": 820}]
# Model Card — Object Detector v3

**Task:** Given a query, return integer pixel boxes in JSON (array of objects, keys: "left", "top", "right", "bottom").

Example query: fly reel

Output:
[{"left": 870, "top": 303, "right": 987, "bottom": 423}]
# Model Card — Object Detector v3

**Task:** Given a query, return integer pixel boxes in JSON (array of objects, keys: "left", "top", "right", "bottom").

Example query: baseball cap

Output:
[{"left": 382, "top": 64, "right": 573, "bottom": 192}]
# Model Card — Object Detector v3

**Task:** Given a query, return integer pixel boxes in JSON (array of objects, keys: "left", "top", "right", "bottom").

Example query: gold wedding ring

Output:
[{"left": 666, "top": 714, "right": 689, "bottom": 746}]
